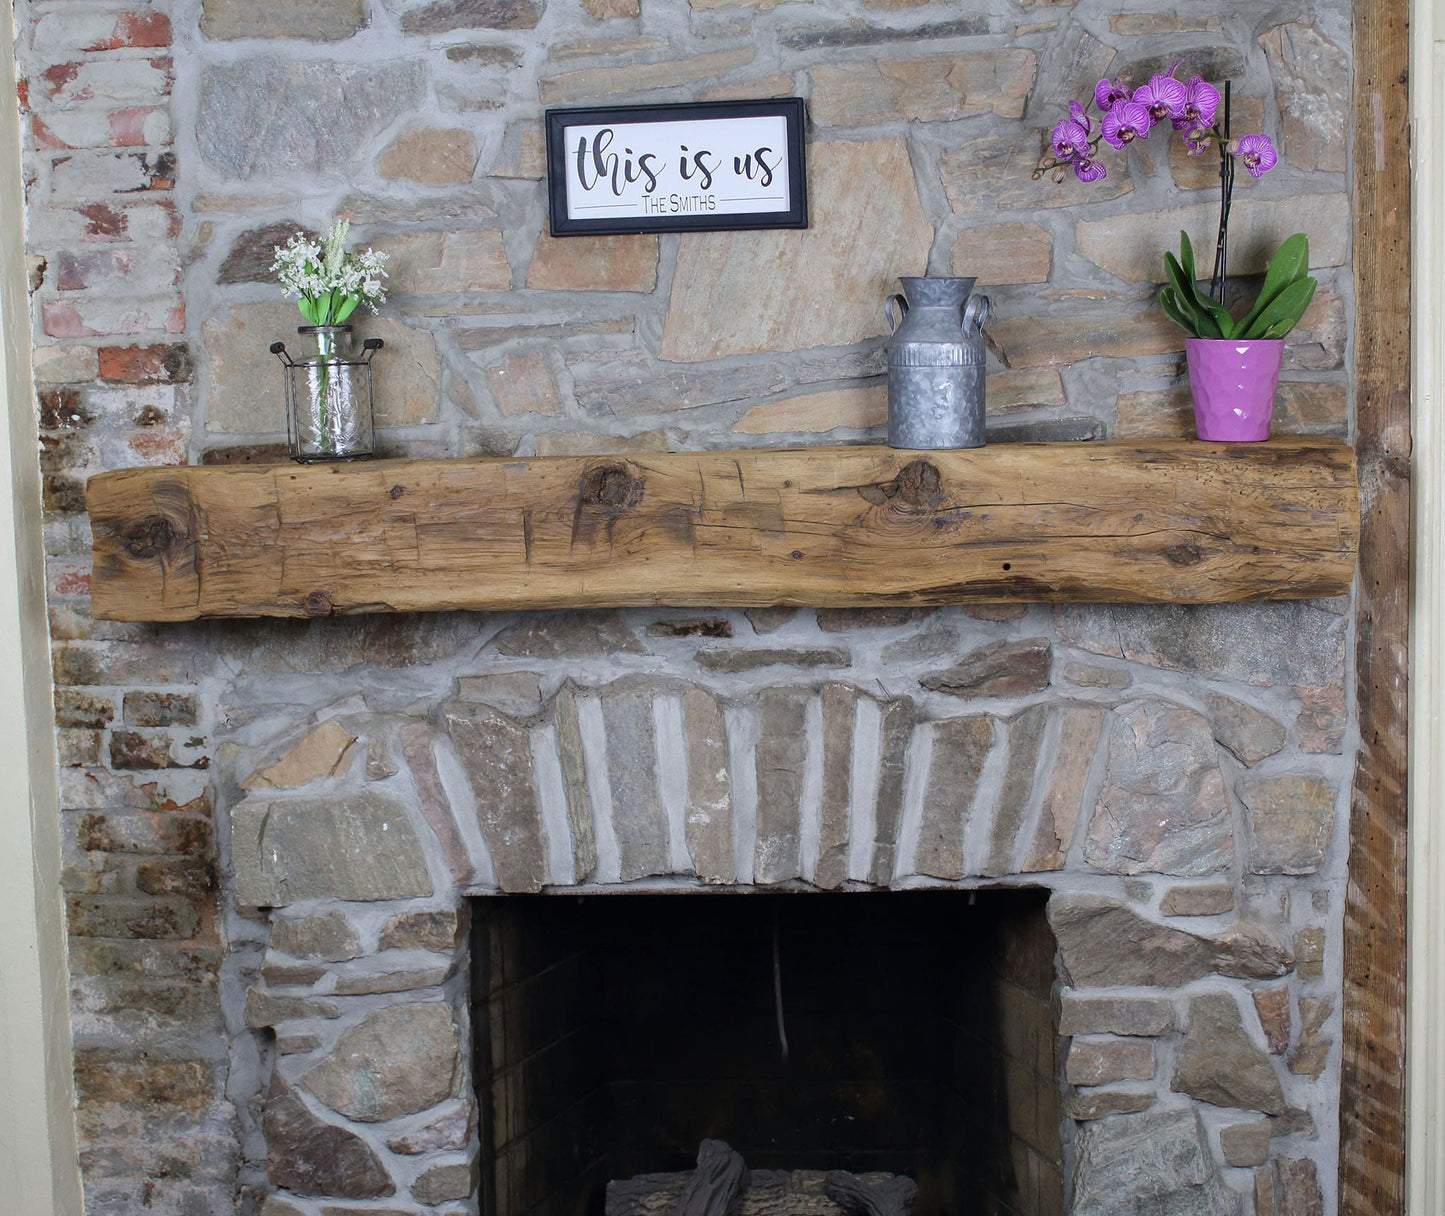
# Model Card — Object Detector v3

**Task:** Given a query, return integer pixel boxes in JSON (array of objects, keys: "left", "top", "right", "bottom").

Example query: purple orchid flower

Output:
[
  {"left": 1234, "top": 133, "right": 1278, "bottom": 177},
  {"left": 1172, "top": 76, "right": 1220, "bottom": 133},
  {"left": 1133, "top": 69, "right": 1188, "bottom": 125},
  {"left": 1094, "top": 78, "right": 1131, "bottom": 112},
  {"left": 1050, "top": 115, "right": 1091, "bottom": 161},
  {"left": 1101, "top": 99, "right": 1151, "bottom": 149},
  {"left": 1073, "top": 155, "right": 1107, "bottom": 183}
]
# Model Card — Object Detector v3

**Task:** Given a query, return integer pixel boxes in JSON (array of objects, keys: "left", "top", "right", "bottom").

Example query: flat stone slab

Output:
[{"left": 232, "top": 792, "right": 432, "bottom": 906}]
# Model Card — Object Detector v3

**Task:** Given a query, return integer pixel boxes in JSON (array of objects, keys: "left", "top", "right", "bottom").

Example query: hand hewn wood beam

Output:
[
  {"left": 86, "top": 440, "right": 1360, "bottom": 622},
  {"left": 1344, "top": 0, "right": 1411, "bottom": 1209}
]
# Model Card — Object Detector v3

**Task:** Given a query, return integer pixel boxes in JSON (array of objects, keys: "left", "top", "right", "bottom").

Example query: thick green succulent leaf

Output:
[
  {"left": 1241, "top": 275, "right": 1317, "bottom": 339},
  {"left": 1236, "top": 233, "right": 1311, "bottom": 335},
  {"left": 1159, "top": 287, "right": 1196, "bottom": 334},
  {"left": 1163, "top": 252, "right": 1222, "bottom": 338}
]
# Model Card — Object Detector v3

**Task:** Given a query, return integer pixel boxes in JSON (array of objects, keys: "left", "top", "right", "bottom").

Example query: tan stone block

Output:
[
  {"left": 527, "top": 231, "right": 658, "bottom": 292},
  {"left": 1170, "top": 98, "right": 1265, "bottom": 190},
  {"left": 1161, "top": 884, "right": 1235, "bottom": 917},
  {"left": 1220, "top": 1117, "right": 1272, "bottom": 1167},
  {"left": 203, "top": 0, "right": 369, "bottom": 40},
  {"left": 583, "top": 0, "right": 640, "bottom": 14},
  {"left": 990, "top": 307, "right": 1183, "bottom": 370},
  {"left": 491, "top": 122, "right": 546, "bottom": 179},
  {"left": 1284, "top": 286, "right": 1346, "bottom": 370},
  {"left": 363, "top": 315, "right": 444, "bottom": 427},
  {"left": 732, "top": 384, "right": 886, "bottom": 434},
  {"left": 1260, "top": 22, "right": 1348, "bottom": 173},
  {"left": 662, "top": 138, "right": 932, "bottom": 361},
  {"left": 541, "top": 48, "right": 753, "bottom": 105},
  {"left": 1295, "top": 926, "right": 1326, "bottom": 977},
  {"left": 689, "top": 0, "right": 786, "bottom": 9},
  {"left": 1024, "top": 704, "right": 1105, "bottom": 871},
  {"left": 1254, "top": 985, "right": 1291, "bottom": 1054},
  {"left": 486, "top": 352, "right": 560, "bottom": 418},
  {"left": 1065, "top": 1036, "right": 1155, "bottom": 1086},
  {"left": 1295, "top": 683, "right": 1345, "bottom": 753},
  {"left": 534, "top": 429, "right": 673, "bottom": 456},
  {"left": 942, "top": 132, "right": 1134, "bottom": 213},
  {"left": 1110, "top": 13, "right": 1222, "bottom": 33},
  {"left": 810, "top": 51, "right": 1035, "bottom": 127},
  {"left": 989, "top": 367, "right": 1066, "bottom": 413},
  {"left": 1075, "top": 195, "right": 1349, "bottom": 283},
  {"left": 33, "top": 344, "right": 99, "bottom": 385},
  {"left": 550, "top": 36, "right": 663, "bottom": 61},
  {"left": 1239, "top": 773, "right": 1338, "bottom": 875},
  {"left": 952, "top": 222, "right": 1052, "bottom": 285},
  {"left": 243, "top": 720, "right": 357, "bottom": 790},
  {"left": 377, "top": 125, "right": 478, "bottom": 185},
  {"left": 377, "top": 229, "right": 512, "bottom": 294},
  {"left": 701, "top": 74, "right": 795, "bottom": 102},
  {"left": 1064, "top": 662, "right": 1130, "bottom": 689}
]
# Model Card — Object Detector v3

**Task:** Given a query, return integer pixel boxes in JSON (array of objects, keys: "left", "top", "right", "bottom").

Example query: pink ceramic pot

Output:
[{"left": 1185, "top": 338, "right": 1285, "bottom": 442}]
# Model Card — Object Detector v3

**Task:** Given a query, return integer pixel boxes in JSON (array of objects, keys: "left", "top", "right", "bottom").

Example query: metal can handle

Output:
[
  {"left": 885, "top": 293, "right": 909, "bottom": 334},
  {"left": 963, "top": 294, "right": 991, "bottom": 333}
]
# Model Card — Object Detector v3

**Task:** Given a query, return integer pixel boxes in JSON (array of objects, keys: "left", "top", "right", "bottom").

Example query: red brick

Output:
[
  {"left": 76, "top": 810, "right": 213, "bottom": 857},
  {"left": 101, "top": 12, "right": 173, "bottom": 49},
  {"left": 136, "top": 858, "right": 216, "bottom": 898},
  {"left": 110, "top": 729, "right": 184, "bottom": 770},
  {"left": 49, "top": 561, "right": 92, "bottom": 597},
  {"left": 67, "top": 895, "right": 201, "bottom": 940},
  {"left": 124, "top": 691, "right": 199, "bottom": 727},
  {"left": 99, "top": 343, "right": 192, "bottom": 384},
  {"left": 42, "top": 300, "right": 95, "bottom": 338},
  {"left": 38, "top": 386, "right": 93, "bottom": 429}
]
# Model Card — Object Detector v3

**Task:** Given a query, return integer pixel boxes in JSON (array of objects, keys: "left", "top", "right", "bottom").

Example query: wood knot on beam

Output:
[
  {"left": 858, "top": 459, "right": 943, "bottom": 509},
  {"left": 578, "top": 463, "right": 644, "bottom": 513},
  {"left": 304, "top": 591, "right": 335, "bottom": 617},
  {"left": 120, "top": 515, "right": 182, "bottom": 560}
]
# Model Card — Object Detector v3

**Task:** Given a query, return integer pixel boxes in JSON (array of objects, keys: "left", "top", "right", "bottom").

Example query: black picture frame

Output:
[{"left": 545, "top": 98, "right": 808, "bottom": 237}]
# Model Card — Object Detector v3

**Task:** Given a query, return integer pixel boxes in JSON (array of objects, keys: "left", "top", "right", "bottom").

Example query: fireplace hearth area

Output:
[
  {"left": 471, "top": 890, "right": 1060, "bottom": 1216},
  {"left": 222, "top": 604, "right": 1345, "bottom": 1216}
]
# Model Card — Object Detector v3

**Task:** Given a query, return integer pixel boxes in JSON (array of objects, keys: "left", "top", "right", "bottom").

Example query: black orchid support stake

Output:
[{"left": 1211, "top": 83, "right": 1234, "bottom": 304}]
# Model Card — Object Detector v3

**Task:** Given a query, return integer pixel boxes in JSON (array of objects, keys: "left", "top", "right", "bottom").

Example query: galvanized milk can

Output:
[{"left": 885, "top": 276, "right": 991, "bottom": 449}]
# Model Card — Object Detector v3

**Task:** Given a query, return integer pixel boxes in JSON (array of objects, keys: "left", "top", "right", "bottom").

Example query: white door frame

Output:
[{"left": 0, "top": 1, "right": 83, "bottom": 1210}]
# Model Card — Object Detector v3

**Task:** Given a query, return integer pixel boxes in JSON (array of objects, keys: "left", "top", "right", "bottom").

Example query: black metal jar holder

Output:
[{"left": 271, "top": 325, "right": 384, "bottom": 464}]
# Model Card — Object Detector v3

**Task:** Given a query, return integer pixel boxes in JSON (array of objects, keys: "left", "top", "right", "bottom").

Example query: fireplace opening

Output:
[{"left": 470, "top": 888, "right": 1063, "bottom": 1216}]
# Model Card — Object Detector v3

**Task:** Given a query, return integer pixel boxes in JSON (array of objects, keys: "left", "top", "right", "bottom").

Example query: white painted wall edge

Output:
[
  {"left": 0, "top": 1, "right": 83, "bottom": 1210},
  {"left": 1409, "top": 1, "right": 1443, "bottom": 1212}
]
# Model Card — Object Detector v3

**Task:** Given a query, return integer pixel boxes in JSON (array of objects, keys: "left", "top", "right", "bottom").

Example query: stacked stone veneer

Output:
[
  {"left": 14, "top": 0, "right": 1354, "bottom": 1212},
  {"left": 218, "top": 603, "right": 1349, "bottom": 1216}
]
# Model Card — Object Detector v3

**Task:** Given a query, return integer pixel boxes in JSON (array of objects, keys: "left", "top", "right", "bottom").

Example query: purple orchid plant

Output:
[{"left": 1035, "top": 66, "right": 1315, "bottom": 342}]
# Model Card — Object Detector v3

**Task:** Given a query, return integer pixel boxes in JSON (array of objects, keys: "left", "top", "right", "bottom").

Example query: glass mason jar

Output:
[{"left": 271, "top": 325, "right": 384, "bottom": 463}]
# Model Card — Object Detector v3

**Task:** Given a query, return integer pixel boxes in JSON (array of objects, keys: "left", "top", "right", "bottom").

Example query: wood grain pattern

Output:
[
  {"left": 86, "top": 441, "right": 1359, "bottom": 622},
  {"left": 1343, "top": 0, "right": 1411, "bottom": 1210}
]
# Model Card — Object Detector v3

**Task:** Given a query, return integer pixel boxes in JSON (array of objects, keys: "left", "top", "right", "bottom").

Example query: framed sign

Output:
[{"left": 545, "top": 98, "right": 807, "bottom": 236}]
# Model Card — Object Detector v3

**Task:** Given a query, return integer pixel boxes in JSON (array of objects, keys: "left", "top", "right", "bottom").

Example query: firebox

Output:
[{"left": 470, "top": 888, "right": 1061, "bottom": 1216}]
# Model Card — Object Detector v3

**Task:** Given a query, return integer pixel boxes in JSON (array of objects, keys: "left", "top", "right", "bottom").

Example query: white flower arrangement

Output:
[{"left": 272, "top": 220, "right": 387, "bottom": 327}]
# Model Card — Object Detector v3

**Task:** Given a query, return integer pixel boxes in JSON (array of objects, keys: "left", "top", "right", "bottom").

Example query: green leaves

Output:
[{"left": 1159, "top": 230, "right": 1318, "bottom": 341}]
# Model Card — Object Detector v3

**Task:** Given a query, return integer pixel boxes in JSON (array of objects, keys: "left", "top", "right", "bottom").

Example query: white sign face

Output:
[
  {"left": 561, "top": 115, "right": 791, "bottom": 221},
  {"left": 545, "top": 101, "right": 807, "bottom": 236}
]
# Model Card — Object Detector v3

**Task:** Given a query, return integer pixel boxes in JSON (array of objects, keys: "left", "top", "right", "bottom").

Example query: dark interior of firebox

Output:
[{"left": 471, "top": 888, "right": 1061, "bottom": 1216}]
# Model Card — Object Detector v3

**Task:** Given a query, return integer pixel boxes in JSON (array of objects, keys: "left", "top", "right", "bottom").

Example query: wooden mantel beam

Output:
[{"left": 86, "top": 440, "right": 1360, "bottom": 622}]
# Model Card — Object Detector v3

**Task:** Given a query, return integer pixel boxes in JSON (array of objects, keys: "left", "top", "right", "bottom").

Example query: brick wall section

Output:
[{"left": 16, "top": 2, "right": 235, "bottom": 1213}]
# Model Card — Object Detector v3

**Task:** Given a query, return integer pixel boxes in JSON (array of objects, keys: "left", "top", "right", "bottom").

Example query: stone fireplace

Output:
[{"left": 220, "top": 603, "right": 1344, "bottom": 1216}]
